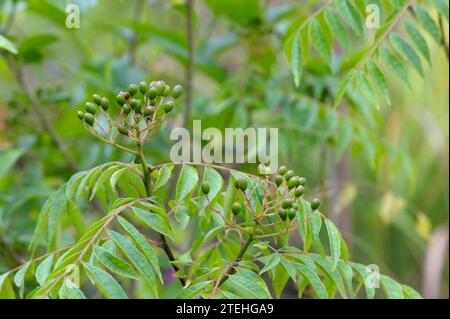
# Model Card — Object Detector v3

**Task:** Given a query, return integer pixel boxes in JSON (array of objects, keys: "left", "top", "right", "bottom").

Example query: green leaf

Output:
[
  {"left": 314, "top": 257, "right": 347, "bottom": 298},
  {"left": 324, "top": 8, "right": 349, "bottom": 52},
  {"left": 107, "top": 230, "right": 159, "bottom": 297},
  {"left": 379, "top": 47, "right": 410, "bottom": 86},
  {"left": 14, "top": 262, "right": 30, "bottom": 289},
  {"left": 225, "top": 269, "right": 272, "bottom": 299},
  {"left": 35, "top": 255, "right": 54, "bottom": 285},
  {"left": 59, "top": 282, "right": 86, "bottom": 299},
  {"left": 286, "top": 29, "right": 304, "bottom": 87},
  {"left": 402, "top": 285, "right": 423, "bottom": 299},
  {"left": 152, "top": 165, "right": 173, "bottom": 191},
  {"left": 110, "top": 167, "right": 128, "bottom": 190},
  {"left": 84, "top": 263, "right": 128, "bottom": 299},
  {"left": 0, "top": 35, "right": 18, "bottom": 54},
  {"left": 272, "top": 264, "right": 289, "bottom": 299},
  {"left": 324, "top": 219, "right": 341, "bottom": 270},
  {"left": 405, "top": 22, "right": 431, "bottom": 64},
  {"left": 132, "top": 207, "right": 172, "bottom": 239},
  {"left": 93, "top": 245, "right": 138, "bottom": 280},
  {"left": 199, "top": 167, "right": 224, "bottom": 206},
  {"left": 334, "top": 71, "right": 356, "bottom": 108},
  {"left": 351, "top": 263, "right": 375, "bottom": 299},
  {"left": 380, "top": 275, "right": 404, "bottom": 299},
  {"left": 310, "top": 210, "right": 325, "bottom": 257},
  {"left": 336, "top": 0, "right": 364, "bottom": 36},
  {"left": 355, "top": 71, "right": 379, "bottom": 108},
  {"left": 89, "top": 165, "right": 122, "bottom": 201},
  {"left": 177, "top": 281, "right": 213, "bottom": 299},
  {"left": 14, "top": 262, "right": 30, "bottom": 297},
  {"left": 389, "top": 33, "right": 424, "bottom": 78},
  {"left": 259, "top": 254, "right": 281, "bottom": 275},
  {"left": 0, "top": 148, "right": 26, "bottom": 177},
  {"left": 368, "top": 59, "right": 391, "bottom": 105},
  {"left": 175, "top": 165, "right": 199, "bottom": 202},
  {"left": 175, "top": 205, "right": 190, "bottom": 230},
  {"left": 310, "top": 19, "right": 332, "bottom": 67},
  {"left": 415, "top": 5, "right": 442, "bottom": 44},
  {"left": 117, "top": 216, "right": 163, "bottom": 283},
  {"left": 296, "top": 200, "right": 312, "bottom": 251},
  {"left": 0, "top": 273, "right": 15, "bottom": 299},
  {"left": 292, "top": 262, "right": 328, "bottom": 299}
]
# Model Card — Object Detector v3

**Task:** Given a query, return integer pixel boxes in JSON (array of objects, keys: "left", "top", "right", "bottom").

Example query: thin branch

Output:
[
  {"left": 182, "top": 0, "right": 194, "bottom": 129},
  {"left": 438, "top": 14, "right": 449, "bottom": 61}
]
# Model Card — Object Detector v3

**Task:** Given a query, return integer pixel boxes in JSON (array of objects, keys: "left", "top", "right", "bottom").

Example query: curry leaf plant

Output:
[{"left": 0, "top": 81, "right": 421, "bottom": 299}]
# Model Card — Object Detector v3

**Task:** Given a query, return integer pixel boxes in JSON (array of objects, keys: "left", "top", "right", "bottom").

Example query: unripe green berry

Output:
[
  {"left": 282, "top": 199, "right": 292, "bottom": 209},
  {"left": 93, "top": 94, "right": 102, "bottom": 106},
  {"left": 118, "top": 126, "right": 129, "bottom": 136},
  {"left": 201, "top": 182, "right": 211, "bottom": 194},
  {"left": 285, "top": 170, "right": 295, "bottom": 181},
  {"left": 162, "top": 84, "right": 170, "bottom": 97},
  {"left": 122, "top": 104, "right": 131, "bottom": 115},
  {"left": 77, "top": 110, "right": 84, "bottom": 119},
  {"left": 147, "top": 87, "right": 157, "bottom": 100},
  {"left": 139, "top": 81, "right": 148, "bottom": 94},
  {"left": 277, "top": 166, "right": 288, "bottom": 176},
  {"left": 144, "top": 106, "right": 155, "bottom": 117},
  {"left": 100, "top": 97, "right": 109, "bottom": 111},
  {"left": 288, "top": 208, "right": 296, "bottom": 220},
  {"left": 116, "top": 93, "right": 126, "bottom": 106},
  {"left": 311, "top": 198, "right": 321, "bottom": 210},
  {"left": 172, "top": 84, "right": 183, "bottom": 99},
  {"left": 130, "top": 99, "right": 142, "bottom": 113},
  {"left": 238, "top": 178, "right": 248, "bottom": 191},
  {"left": 279, "top": 209, "right": 288, "bottom": 221},
  {"left": 163, "top": 100, "right": 175, "bottom": 113},
  {"left": 156, "top": 81, "right": 166, "bottom": 95},
  {"left": 275, "top": 175, "right": 283, "bottom": 187},
  {"left": 298, "top": 177, "right": 306, "bottom": 186},
  {"left": 287, "top": 177, "right": 298, "bottom": 190},
  {"left": 83, "top": 113, "right": 95, "bottom": 126},
  {"left": 231, "top": 202, "right": 241, "bottom": 216},
  {"left": 294, "top": 186, "right": 304, "bottom": 198},
  {"left": 128, "top": 83, "right": 138, "bottom": 96},
  {"left": 85, "top": 102, "right": 97, "bottom": 115}
]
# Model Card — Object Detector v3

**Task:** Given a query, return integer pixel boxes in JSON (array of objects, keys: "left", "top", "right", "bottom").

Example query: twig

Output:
[{"left": 182, "top": 0, "right": 194, "bottom": 129}]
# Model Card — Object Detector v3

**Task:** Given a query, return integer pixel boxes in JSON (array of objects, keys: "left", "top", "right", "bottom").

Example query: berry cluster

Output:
[
  {"left": 227, "top": 166, "right": 321, "bottom": 226},
  {"left": 77, "top": 80, "right": 182, "bottom": 145},
  {"left": 275, "top": 166, "right": 320, "bottom": 222}
]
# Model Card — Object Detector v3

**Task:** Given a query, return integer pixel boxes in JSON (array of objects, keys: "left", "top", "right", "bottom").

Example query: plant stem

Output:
[
  {"left": 137, "top": 143, "right": 187, "bottom": 286},
  {"left": 182, "top": 0, "right": 194, "bottom": 129},
  {"left": 217, "top": 224, "right": 258, "bottom": 288}
]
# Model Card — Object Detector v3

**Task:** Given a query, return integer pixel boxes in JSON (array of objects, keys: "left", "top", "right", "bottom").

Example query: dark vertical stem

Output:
[
  {"left": 217, "top": 224, "right": 257, "bottom": 287},
  {"left": 439, "top": 14, "right": 449, "bottom": 61},
  {"left": 182, "top": 0, "right": 194, "bottom": 129},
  {"left": 137, "top": 143, "right": 186, "bottom": 287}
]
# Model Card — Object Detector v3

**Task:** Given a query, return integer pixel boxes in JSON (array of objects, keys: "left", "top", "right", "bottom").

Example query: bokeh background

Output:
[{"left": 0, "top": 0, "right": 448, "bottom": 298}]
